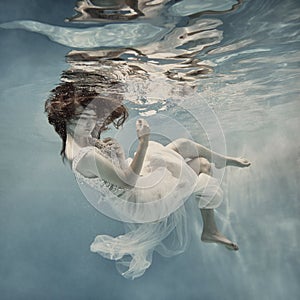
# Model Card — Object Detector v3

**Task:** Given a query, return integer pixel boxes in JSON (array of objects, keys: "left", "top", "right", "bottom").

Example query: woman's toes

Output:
[
  {"left": 227, "top": 243, "right": 239, "bottom": 251},
  {"left": 241, "top": 159, "right": 251, "bottom": 167}
]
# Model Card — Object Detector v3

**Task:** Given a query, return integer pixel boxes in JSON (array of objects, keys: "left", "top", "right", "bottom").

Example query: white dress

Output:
[{"left": 72, "top": 140, "right": 223, "bottom": 279}]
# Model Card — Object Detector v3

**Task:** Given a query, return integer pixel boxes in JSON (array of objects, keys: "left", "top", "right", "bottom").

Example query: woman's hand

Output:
[
  {"left": 85, "top": 119, "right": 150, "bottom": 188},
  {"left": 104, "top": 138, "right": 126, "bottom": 162},
  {"left": 136, "top": 119, "right": 150, "bottom": 142}
]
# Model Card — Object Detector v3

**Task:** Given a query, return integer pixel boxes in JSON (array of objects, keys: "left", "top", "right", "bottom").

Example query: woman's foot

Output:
[
  {"left": 201, "top": 231, "right": 239, "bottom": 251},
  {"left": 215, "top": 157, "right": 251, "bottom": 169},
  {"left": 227, "top": 157, "right": 251, "bottom": 168}
]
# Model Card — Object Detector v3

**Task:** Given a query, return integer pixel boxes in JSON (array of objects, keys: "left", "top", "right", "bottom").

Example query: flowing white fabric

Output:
[
  {"left": 72, "top": 141, "right": 198, "bottom": 223},
  {"left": 72, "top": 141, "right": 223, "bottom": 279},
  {"left": 90, "top": 206, "right": 190, "bottom": 279}
]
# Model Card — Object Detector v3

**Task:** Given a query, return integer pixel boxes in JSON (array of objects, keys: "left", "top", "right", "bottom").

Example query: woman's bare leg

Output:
[
  {"left": 167, "top": 138, "right": 250, "bottom": 168},
  {"left": 200, "top": 209, "right": 239, "bottom": 250},
  {"left": 187, "top": 157, "right": 239, "bottom": 251}
]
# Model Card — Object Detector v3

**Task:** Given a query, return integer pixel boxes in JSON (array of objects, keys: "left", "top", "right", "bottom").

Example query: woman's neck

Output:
[{"left": 65, "top": 133, "right": 91, "bottom": 161}]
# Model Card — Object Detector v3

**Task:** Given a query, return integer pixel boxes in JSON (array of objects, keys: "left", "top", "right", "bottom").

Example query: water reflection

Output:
[
  {"left": 67, "top": 0, "right": 243, "bottom": 22},
  {"left": 0, "top": 0, "right": 242, "bottom": 90},
  {"left": 66, "top": 0, "right": 170, "bottom": 22},
  {"left": 61, "top": 6, "right": 229, "bottom": 112}
]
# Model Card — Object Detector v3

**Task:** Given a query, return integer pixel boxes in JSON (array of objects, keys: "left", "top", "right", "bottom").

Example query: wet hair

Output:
[{"left": 45, "top": 82, "right": 128, "bottom": 160}]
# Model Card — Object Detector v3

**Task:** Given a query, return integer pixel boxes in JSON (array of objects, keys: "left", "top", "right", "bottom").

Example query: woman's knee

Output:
[
  {"left": 187, "top": 157, "right": 211, "bottom": 175},
  {"left": 199, "top": 158, "right": 212, "bottom": 175}
]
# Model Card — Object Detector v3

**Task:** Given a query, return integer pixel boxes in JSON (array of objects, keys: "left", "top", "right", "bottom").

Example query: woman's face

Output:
[{"left": 68, "top": 105, "right": 98, "bottom": 137}]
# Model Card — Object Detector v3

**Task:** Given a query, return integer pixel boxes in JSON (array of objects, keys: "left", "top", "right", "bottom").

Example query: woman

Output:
[{"left": 45, "top": 82, "right": 250, "bottom": 278}]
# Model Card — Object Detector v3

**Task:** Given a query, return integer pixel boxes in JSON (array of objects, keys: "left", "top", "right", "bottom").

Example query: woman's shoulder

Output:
[{"left": 72, "top": 146, "right": 98, "bottom": 177}]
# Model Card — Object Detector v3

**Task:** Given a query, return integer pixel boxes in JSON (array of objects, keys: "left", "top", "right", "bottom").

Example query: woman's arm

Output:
[
  {"left": 77, "top": 119, "right": 150, "bottom": 188},
  {"left": 127, "top": 119, "right": 150, "bottom": 178}
]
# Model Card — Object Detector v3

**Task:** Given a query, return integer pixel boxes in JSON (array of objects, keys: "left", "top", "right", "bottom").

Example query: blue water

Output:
[{"left": 0, "top": 0, "right": 299, "bottom": 299}]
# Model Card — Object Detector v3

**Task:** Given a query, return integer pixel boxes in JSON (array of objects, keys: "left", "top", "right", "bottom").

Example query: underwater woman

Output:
[{"left": 45, "top": 82, "right": 250, "bottom": 278}]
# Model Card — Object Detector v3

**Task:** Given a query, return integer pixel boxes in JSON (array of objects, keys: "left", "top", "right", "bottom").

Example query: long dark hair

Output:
[{"left": 45, "top": 82, "right": 128, "bottom": 160}]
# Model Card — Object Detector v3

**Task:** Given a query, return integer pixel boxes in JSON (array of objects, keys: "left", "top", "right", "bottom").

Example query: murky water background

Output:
[{"left": 0, "top": 0, "right": 299, "bottom": 299}]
